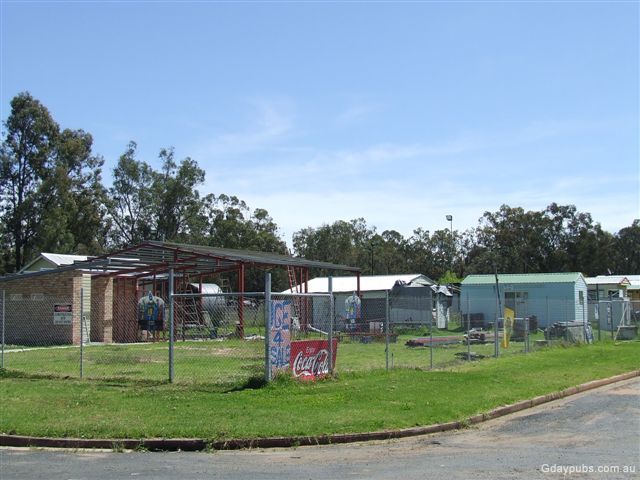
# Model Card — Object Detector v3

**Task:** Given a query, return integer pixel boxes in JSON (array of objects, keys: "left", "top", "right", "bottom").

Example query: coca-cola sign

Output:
[{"left": 290, "top": 339, "right": 338, "bottom": 380}]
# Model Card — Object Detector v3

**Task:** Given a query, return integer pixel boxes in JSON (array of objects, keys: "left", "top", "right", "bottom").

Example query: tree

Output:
[
  {"left": 466, "top": 205, "right": 555, "bottom": 274},
  {"left": 613, "top": 220, "right": 640, "bottom": 274},
  {"left": 544, "top": 203, "right": 616, "bottom": 275},
  {"left": 36, "top": 128, "right": 108, "bottom": 254},
  {"left": 203, "top": 194, "right": 255, "bottom": 249},
  {"left": 0, "top": 92, "right": 59, "bottom": 271},
  {"left": 106, "top": 142, "right": 155, "bottom": 246},
  {"left": 405, "top": 228, "right": 435, "bottom": 277},
  {"left": 152, "top": 148, "right": 206, "bottom": 243},
  {"left": 376, "top": 230, "right": 408, "bottom": 275},
  {"left": 292, "top": 218, "right": 377, "bottom": 273},
  {"left": 438, "top": 270, "right": 463, "bottom": 285}
]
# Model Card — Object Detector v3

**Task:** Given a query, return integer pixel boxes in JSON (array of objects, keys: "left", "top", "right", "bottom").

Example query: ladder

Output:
[{"left": 287, "top": 266, "right": 300, "bottom": 294}]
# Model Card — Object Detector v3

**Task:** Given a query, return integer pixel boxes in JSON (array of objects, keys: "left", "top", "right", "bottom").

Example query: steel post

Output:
[
  {"left": 385, "top": 290, "right": 390, "bottom": 371},
  {"left": 328, "top": 275, "right": 334, "bottom": 375},
  {"left": 264, "top": 273, "right": 272, "bottom": 382},
  {"left": 169, "top": 268, "right": 174, "bottom": 383},
  {"left": 430, "top": 292, "right": 434, "bottom": 369},
  {"left": 1, "top": 289, "right": 4, "bottom": 369},
  {"left": 466, "top": 292, "right": 470, "bottom": 360},
  {"left": 80, "top": 287, "right": 84, "bottom": 379},
  {"left": 596, "top": 288, "right": 601, "bottom": 341}
]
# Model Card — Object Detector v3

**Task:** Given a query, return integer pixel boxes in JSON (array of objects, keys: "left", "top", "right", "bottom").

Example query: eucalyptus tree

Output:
[
  {"left": 106, "top": 142, "right": 155, "bottom": 247},
  {"left": 613, "top": 220, "right": 640, "bottom": 274},
  {"left": 0, "top": 92, "right": 59, "bottom": 271},
  {"left": 152, "top": 147, "right": 206, "bottom": 243},
  {"left": 1, "top": 93, "right": 108, "bottom": 270},
  {"left": 37, "top": 128, "right": 108, "bottom": 255}
]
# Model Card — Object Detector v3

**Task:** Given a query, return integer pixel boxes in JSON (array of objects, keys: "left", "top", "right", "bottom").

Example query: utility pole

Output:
[{"left": 446, "top": 215, "right": 453, "bottom": 272}]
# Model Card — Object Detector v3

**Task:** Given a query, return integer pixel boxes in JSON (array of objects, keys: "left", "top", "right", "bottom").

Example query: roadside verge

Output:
[{"left": 2, "top": 370, "right": 638, "bottom": 451}]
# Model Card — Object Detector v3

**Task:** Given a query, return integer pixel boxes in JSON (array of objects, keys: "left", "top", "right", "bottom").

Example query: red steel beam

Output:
[{"left": 237, "top": 264, "right": 245, "bottom": 338}]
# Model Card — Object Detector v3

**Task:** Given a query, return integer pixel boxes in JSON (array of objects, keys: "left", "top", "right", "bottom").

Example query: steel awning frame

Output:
[{"left": 0, "top": 240, "right": 361, "bottom": 283}]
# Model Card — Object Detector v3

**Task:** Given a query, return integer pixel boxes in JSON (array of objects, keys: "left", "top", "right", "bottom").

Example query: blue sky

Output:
[{"left": 2, "top": 1, "right": 638, "bottom": 244}]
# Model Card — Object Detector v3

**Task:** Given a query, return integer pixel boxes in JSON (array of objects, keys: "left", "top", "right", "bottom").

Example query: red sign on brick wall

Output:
[{"left": 290, "top": 339, "right": 338, "bottom": 380}]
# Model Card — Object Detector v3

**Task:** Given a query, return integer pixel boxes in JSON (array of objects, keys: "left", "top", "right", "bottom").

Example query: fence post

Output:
[
  {"left": 595, "top": 288, "right": 601, "bottom": 342},
  {"left": 565, "top": 297, "right": 569, "bottom": 342},
  {"left": 466, "top": 292, "right": 471, "bottom": 360},
  {"left": 264, "top": 272, "right": 272, "bottom": 383},
  {"left": 545, "top": 296, "right": 549, "bottom": 331},
  {"left": 328, "top": 275, "right": 334, "bottom": 375},
  {"left": 430, "top": 293, "right": 434, "bottom": 369},
  {"left": 582, "top": 295, "right": 587, "bottom": 343},
  {"left": 385, "top": 290, "right": 390, "bottom": 371},
  {"left": 609, "top": 301, "right": 614, "bottom": 341},
  {"left": 80, "top": 287, "right": 84, "bottom": 379},
  {"left": 494, "top": 286, "right": 500, "bottom": 358},
  {"left": 2, "top": 289, "right": 5, "bottom": 369},
  {"left": 168, "top": 268, "right": 174, "bottom": 383}
]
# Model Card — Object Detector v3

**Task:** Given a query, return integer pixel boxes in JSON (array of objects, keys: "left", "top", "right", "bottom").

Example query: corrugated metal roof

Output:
[
  {"left": 3, "top": 241, "right": 360, "bottom": 283},
  {"left": 161, "top": 241, "right": 360, "bottom": 272},
  {"left": 627, "top": 275, "right": 640, "bottom": 290},
  {"left": 462, "top": 272, "right": 584, "bottom": 285},
  {"left": 587, "top": 275, "right": 640, "bottom": 290},
  {"left": 41, "top": 253, "right": 89, "bottom": 266},
  {"left": 288, "top": 274, "right": 434, "bottom": 293},
  {"left": 585, "top": 276, "right": 631, "bottom": 286},
  {"left": 20, "top": 253, "right": 89, "bottom": 272}
]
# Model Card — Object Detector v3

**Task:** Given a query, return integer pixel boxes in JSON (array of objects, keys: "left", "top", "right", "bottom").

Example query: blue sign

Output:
[{"left": 270, "top": 300, "right": 292, "bottom": 376}]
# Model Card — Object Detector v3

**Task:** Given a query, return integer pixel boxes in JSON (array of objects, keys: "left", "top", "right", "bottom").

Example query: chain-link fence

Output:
[
  {"left": 1, "top": 278, "right": 637, "bottom": 386},
  {"left": 0, "top": 275, "right": 337, "bottom": 387}
]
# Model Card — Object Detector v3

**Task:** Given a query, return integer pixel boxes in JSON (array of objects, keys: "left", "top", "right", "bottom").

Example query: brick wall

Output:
[
  {"left": 1, "top": 271, "right": 83, "bottom": 346},
  {"left": 91, "top": 277, "right": 114, "bottom": 343},
  {"left": 112, "top": 278, "right": 139, "bottom": 343}
]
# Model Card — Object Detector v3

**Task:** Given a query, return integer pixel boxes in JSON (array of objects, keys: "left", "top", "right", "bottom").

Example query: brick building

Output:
[{"left": 0, "top": 242, "right": 360, "bottom": 346}]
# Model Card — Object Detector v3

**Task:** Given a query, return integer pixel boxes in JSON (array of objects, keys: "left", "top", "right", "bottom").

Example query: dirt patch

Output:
[{"left": 176, "top": 346, "right": 239, "bottom": 356}]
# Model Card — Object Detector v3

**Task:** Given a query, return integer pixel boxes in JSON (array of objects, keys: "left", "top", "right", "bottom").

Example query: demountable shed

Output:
[{"left": 461, "top": 272, "right": 588, "bottom": 329}]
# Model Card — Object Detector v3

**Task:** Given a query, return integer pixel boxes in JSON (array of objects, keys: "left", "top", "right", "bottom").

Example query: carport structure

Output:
[{"left": 6, "top": 241, "right": 360, "bottom": 338}]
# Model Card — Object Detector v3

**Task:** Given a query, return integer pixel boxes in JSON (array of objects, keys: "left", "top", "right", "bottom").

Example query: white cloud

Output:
[
  {"left": 195, "top": 115, "right": 637, "bottom": 243},
  {"left": 192, "top": 98, "right": 295, "bottom": 159}
]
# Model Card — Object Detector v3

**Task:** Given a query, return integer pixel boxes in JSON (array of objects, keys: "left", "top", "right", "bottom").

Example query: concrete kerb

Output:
[{"left": 2, "top": 370, "right": 639, "bottom": 452}]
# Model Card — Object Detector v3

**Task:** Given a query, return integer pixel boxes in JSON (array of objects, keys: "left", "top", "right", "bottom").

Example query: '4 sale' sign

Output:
[{"left": 269, "top": 300, "right": 291, "bottom": 377}]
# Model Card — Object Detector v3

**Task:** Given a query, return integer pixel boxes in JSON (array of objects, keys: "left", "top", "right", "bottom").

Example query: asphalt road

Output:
[{"left": 2, "top": 378, "right": 639, "bottom": 480}]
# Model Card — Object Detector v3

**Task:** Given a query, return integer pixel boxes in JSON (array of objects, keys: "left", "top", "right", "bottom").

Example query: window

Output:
[{"left": 504, "top": 291, "right": 528, "bottom": 312}]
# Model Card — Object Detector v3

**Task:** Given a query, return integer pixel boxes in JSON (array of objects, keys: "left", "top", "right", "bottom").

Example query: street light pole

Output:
[
  {"left": 446, "top": 215, "right": 453, "bottom": 272},
  {"left": 369, "top": 242, "right": 375, "bottom": 275}
]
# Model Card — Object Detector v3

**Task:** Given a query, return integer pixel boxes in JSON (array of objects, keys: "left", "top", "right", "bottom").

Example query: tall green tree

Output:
[
  {"left": 37, "top": 128, "right": 108, "bottom": 254},
  {"left": 467, "top": 205, "right": 554, "bottom": 274},
  {"left": 106, "top": 142, "right": 155, "bottom": 246},
  {"left": 0, "top": 92, "right": 59, "bottom": 271},
  {"left": 1, "top": 93, "right": 107, "bottom": 271},
  {"left": 544, "top": 203, "right": 616, "bottom": 275},
  {"left": 152, "top": 148, "right": 207, "bottom": 243},
  {"left": 292, "top": 218, "right": 376, "bottom": 272},
  {"left": 613, "top": 220, "right": 640, "bottom": 274}
]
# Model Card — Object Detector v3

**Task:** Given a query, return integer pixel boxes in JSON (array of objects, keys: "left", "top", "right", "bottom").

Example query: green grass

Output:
[
  {"left": 1, "top": 340, "right": 638, "bottom": 440},
  {"left": 0, "top": 329, "right": 588, "bottom": 386}
]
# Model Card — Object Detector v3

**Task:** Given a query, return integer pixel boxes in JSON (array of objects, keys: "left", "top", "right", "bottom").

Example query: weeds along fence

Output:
[{"left": 0, "top": 277, "right": 636, "bottom": 387}]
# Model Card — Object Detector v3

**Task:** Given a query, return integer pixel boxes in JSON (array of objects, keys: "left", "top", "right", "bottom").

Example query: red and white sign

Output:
[
  {"left": 290, "top": 339, "right": 338, "bottom": 380},
  {"left": 53, "top": 304, "right": 73, "bottom": 325}
]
